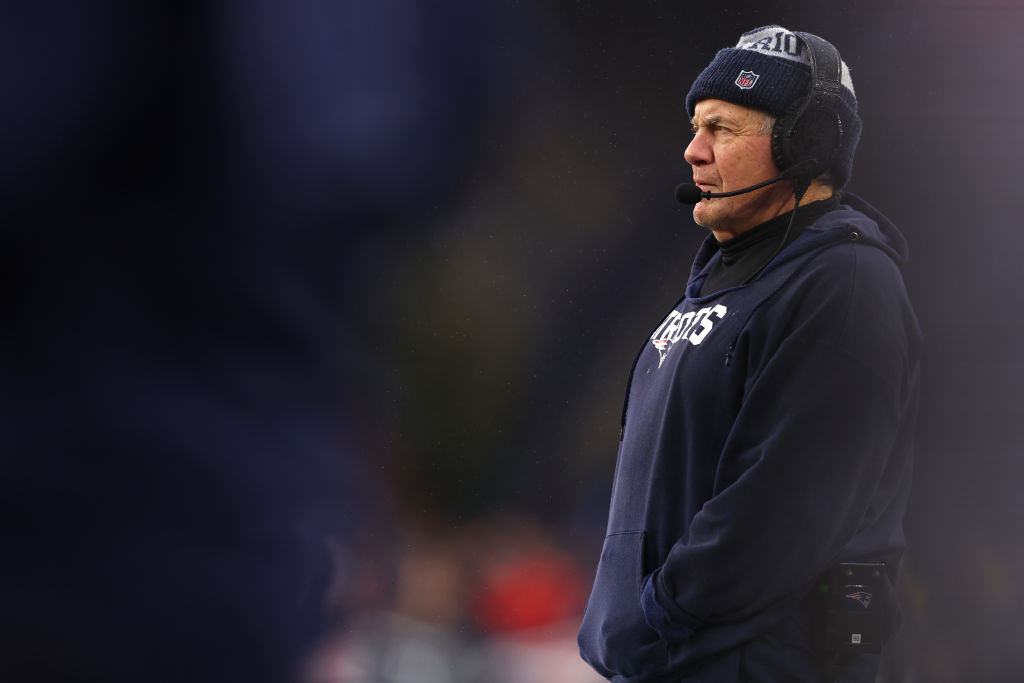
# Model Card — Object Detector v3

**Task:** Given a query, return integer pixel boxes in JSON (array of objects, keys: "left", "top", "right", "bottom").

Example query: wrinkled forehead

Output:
[{"left": 690, "top": 98, "right": 765, "bottom": 127}]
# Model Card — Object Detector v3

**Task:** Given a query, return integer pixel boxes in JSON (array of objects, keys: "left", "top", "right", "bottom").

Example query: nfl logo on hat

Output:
[{"left": 735, "top": 70, "right": 759, "bottom": 89}]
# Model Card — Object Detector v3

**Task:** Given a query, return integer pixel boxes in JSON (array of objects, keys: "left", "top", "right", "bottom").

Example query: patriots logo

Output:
[
  {"left": 652, "top": 338, "right": 673, "bottom": 367},
  {"left": 648, "top": 304, "right": 728, "bottom": 369},
  {"left": 845, "top": 591, "right": 873, "bottom": 609}
]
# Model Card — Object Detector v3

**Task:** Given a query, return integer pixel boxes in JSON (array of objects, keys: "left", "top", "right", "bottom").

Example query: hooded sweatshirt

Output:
[{"left": 578, "top": 193, "right": 921, "bottom": 682}]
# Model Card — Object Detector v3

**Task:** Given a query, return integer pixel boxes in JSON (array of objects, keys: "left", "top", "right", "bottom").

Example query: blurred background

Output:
[{"left": 4, "top": 1, "right": 1023, "bottom": 682}]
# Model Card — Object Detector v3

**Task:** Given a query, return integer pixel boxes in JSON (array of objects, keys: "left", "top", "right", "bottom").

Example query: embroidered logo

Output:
[
  {"left": 735, "top": 70, "right": 759, "bottom": 89},
  {"left": 653, "top": 338, "right": 673, "bottom": 368},
  {"left": 845, "top": 591, "right": 873, "bottom": 609}
]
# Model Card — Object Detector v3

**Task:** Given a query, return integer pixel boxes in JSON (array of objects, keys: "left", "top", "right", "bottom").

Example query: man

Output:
[{"left": 578, "top": 26, "right": 920, "bottom": 682}]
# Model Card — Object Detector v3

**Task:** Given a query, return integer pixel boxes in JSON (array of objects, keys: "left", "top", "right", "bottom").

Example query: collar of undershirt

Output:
[
  {"left": 697, "top": 193, "right": 841, "bottom": 297},
  {"left": 717, "top": 194, "right": 841, "bottom": 265}
]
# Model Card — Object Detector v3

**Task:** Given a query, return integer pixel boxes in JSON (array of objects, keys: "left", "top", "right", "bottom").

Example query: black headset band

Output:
[{"left": 795, "top": 31, "right": 842, "bottom": 106}]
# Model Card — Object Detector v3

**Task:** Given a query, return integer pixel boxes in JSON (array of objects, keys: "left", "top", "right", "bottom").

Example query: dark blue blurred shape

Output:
[{"left": 0, "top": 1, "right": 491, "bottom": 681}]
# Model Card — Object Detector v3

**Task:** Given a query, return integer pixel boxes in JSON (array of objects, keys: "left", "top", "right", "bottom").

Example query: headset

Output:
[{"left": 770, "top": 31, "right": 845, "bottom": 187}]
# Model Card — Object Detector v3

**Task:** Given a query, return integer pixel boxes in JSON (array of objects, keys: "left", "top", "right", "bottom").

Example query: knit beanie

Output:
[{"left": 685, "top": 25, "right": 861, "bottom": 188}]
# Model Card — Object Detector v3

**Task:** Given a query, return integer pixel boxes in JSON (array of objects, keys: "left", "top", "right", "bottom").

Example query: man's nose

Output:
[{"left": 684, "top": 132, "right": 711, "bottom": 167}]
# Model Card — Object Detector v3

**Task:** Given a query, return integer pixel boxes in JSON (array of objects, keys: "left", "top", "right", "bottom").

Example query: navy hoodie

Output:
[{"left": 578, "top": 194, "right": 921, "bottom": 682}]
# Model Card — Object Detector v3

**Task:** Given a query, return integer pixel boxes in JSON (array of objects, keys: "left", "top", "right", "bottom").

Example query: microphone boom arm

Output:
[{"left": 675, "top": 158, "right": 818, "bottom": 204}]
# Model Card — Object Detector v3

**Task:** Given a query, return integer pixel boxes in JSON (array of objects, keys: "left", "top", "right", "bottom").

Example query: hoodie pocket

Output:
[{"left": 578, "top": 530, "right": 667, "bottom": 678}]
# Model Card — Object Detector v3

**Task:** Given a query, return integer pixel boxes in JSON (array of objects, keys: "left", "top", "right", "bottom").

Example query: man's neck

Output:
[
  {"left": 800, "top": 182, "right": 836, "bottom": 205},
  {"left": 710, "top": 181, "right": 835, "bottom": 243}
]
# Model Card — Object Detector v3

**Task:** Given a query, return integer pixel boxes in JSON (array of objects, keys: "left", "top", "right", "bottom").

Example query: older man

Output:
[{"left": 578, "top": 26, "right": 920, "bottom": 683}]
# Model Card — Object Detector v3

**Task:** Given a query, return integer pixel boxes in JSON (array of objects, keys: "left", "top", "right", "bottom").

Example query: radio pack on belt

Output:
[
  {"left": 815, "top": 560, "right": 890, "bottom": 681},
  {"left": 821, "top": 560, "right": 888, "bottom": 654}
]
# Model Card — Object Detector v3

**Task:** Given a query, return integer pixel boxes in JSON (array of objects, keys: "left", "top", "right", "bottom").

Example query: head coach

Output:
[{"left": 578, "top": 25, "right": 921, "bottom": 683}]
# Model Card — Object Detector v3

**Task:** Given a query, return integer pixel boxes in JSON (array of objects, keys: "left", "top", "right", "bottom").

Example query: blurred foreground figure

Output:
[
  {"left": 578, "top": 26, "right": 921, "bottom": 682},
  {"left": 1, "top": 2, "right": 485, "bottom": 681}
]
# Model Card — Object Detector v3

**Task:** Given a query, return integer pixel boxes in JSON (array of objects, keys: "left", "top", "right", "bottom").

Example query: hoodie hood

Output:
[{"left": 686, "top": 191, "right": 908, "bottom": 297}]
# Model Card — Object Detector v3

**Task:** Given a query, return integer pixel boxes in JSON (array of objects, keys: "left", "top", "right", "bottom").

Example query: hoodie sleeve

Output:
[{"left": 640, "top": 239, "right": 920, "bottom": 641}]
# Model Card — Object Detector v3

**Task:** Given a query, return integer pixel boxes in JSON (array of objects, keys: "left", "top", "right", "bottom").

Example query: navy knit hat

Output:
[{"left": 685, "top": 25, "right": 862, "bottom": 188}]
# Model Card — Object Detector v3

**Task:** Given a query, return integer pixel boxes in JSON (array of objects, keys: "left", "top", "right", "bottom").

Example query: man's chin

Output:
[
  {"left": 692, "top": 206, "right": 739, "bottom": 242},
  {"left": 691, "top": 204, "right": 717, "bottom": 230}
]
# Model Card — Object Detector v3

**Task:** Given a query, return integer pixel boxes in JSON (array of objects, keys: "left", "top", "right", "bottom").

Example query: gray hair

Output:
[{"left": 753, "top": 110, "right": 776, "bottom": 135}]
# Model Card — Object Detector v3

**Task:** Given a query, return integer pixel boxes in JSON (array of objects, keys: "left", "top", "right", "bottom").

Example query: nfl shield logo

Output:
[{"left": 735, "top": 70, "right": 759, "bottom": 89}]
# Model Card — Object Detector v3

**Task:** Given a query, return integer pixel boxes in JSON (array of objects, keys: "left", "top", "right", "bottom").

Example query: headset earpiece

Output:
[{"left": 770, "top": 32, "right": 845, "bottom": 181}]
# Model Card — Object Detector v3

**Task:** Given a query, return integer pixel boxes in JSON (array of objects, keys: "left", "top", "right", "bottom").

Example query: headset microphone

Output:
[{"left": 674, "top": 159, "right": 818, "bottom": 205}]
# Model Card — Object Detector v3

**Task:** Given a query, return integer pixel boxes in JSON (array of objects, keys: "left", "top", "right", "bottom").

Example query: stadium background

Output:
[
  {"left": 327, "top": 1, "right": 1024, "bottom": 680},
  {"left": 5, "top": 1, "right": 1022, "bottom": 681}
]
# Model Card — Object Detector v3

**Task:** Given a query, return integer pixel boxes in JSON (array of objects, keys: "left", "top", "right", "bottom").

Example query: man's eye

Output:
[{"left": 691, "top": 123, "right": 730, "bottom": 136}]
